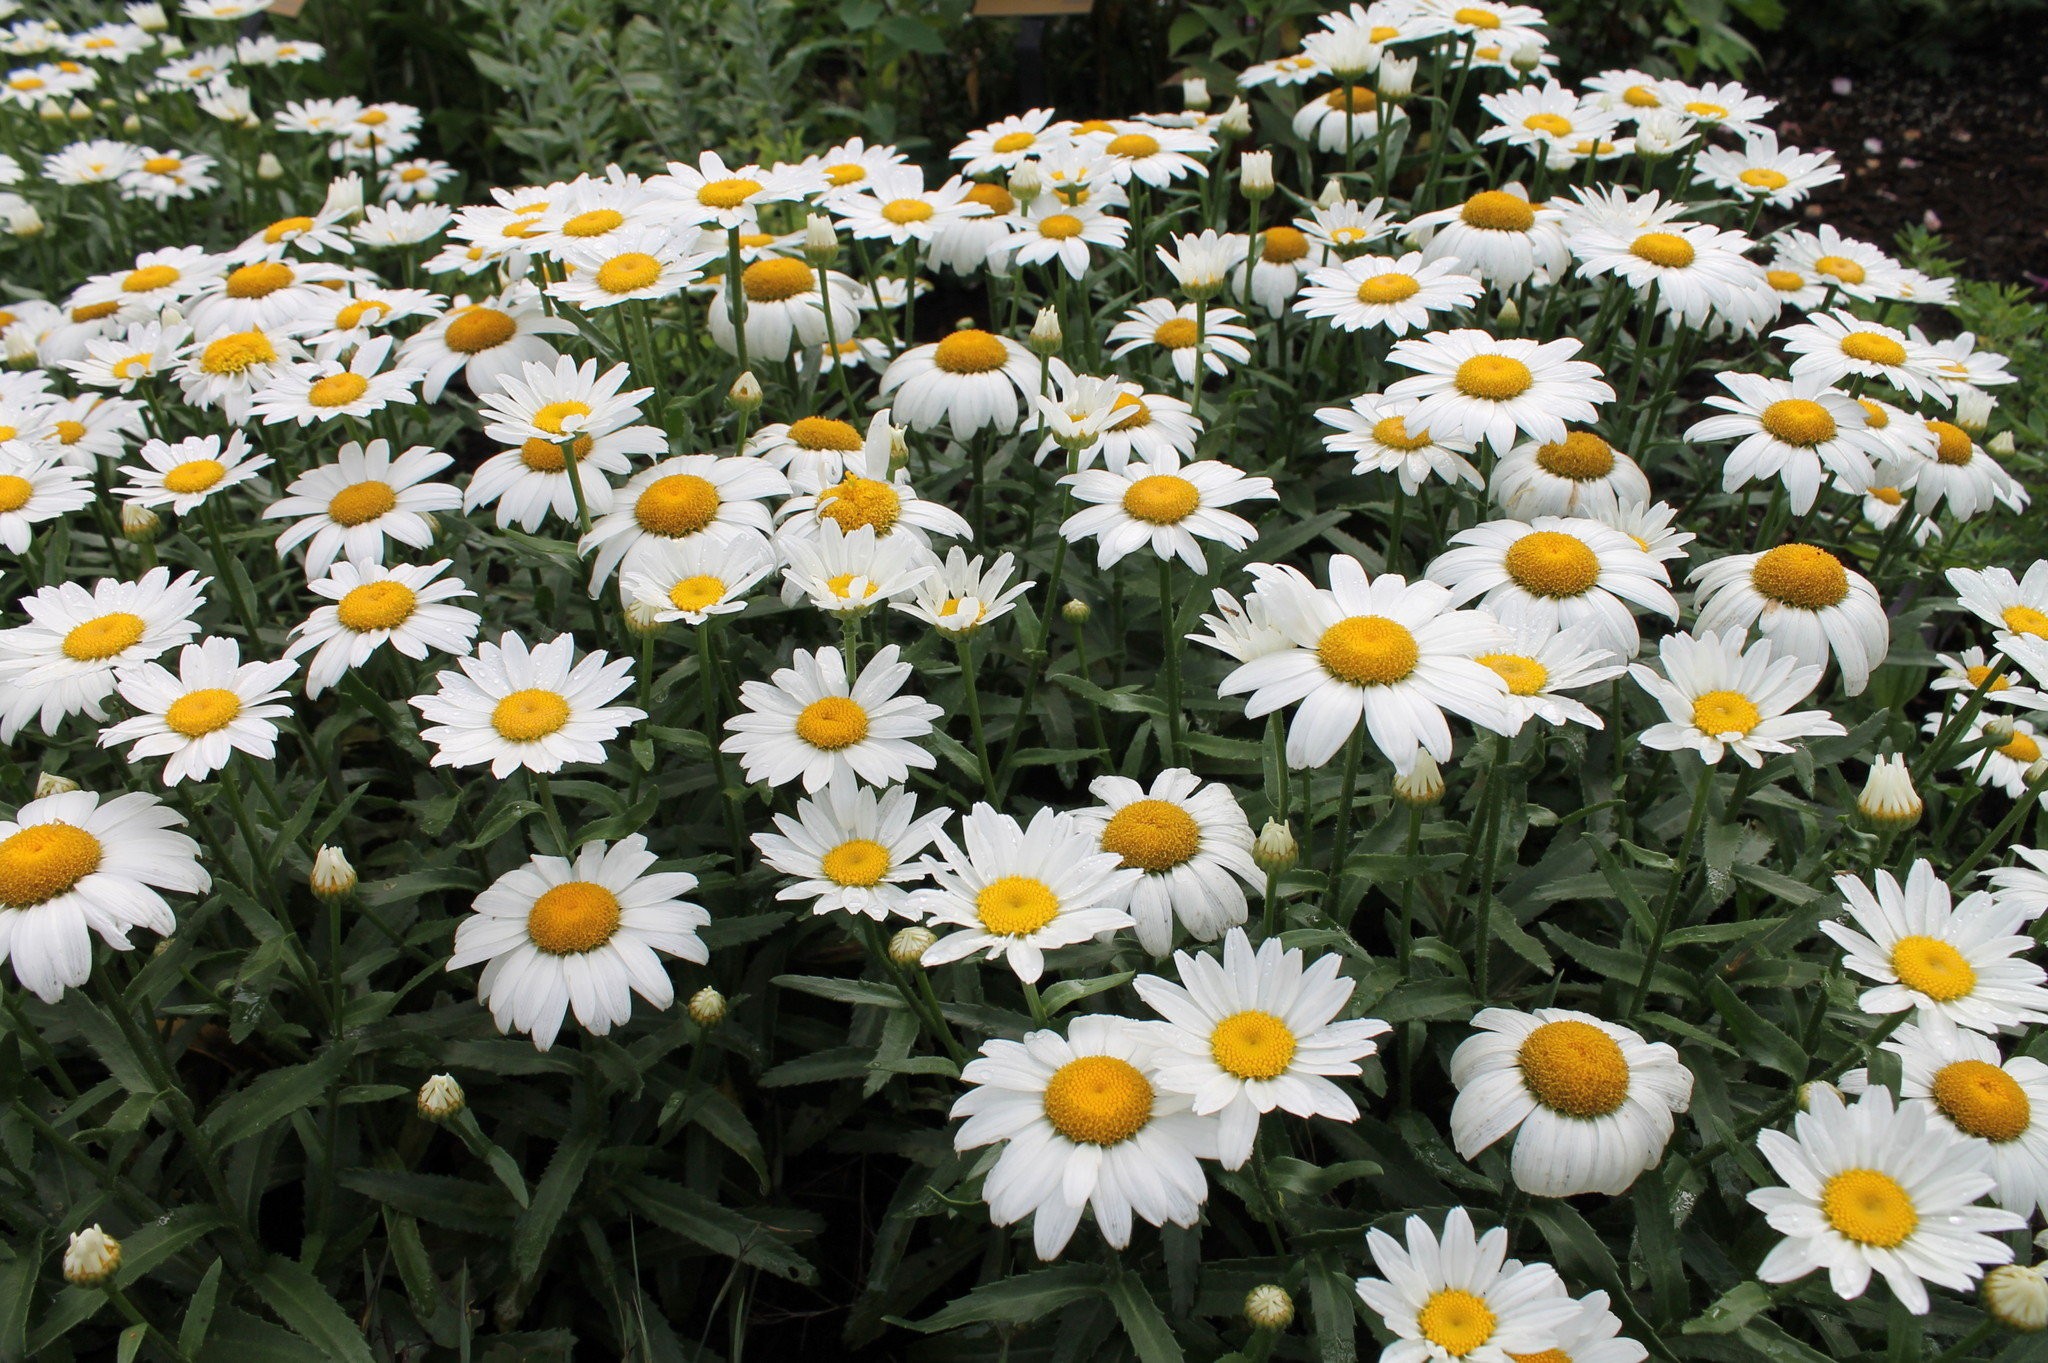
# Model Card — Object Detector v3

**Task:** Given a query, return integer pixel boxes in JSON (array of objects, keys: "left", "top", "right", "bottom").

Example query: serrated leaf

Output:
[
  {"left": 247, "top": 1257, "right": 375, "bottom": 1363},
  {"left": 201, "top": 1043, "right": 353, "bottom": 1147},
  {"left": 511, "top": 1122, "right": 601, "bottom": 1282},
  {"left": 904, "top": 1264, "right": 1106, "bottom": 1332},
  {"left": 1101, "top": 1270, "right": 1183, "bottom": 1363},
  {"left": 618, "top": 1176, "right": 818, "bottom": 1284}
]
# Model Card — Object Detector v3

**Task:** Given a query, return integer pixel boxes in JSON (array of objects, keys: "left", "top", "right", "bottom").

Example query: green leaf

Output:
[
  {"left": 448, "top": 1110, "right": 531, "bottom": 1208},
  {"left": 201, "top": 1043, "right": 354, "bottom": 1147},
  {"left": 771, "top": 974, "right": 908, "bottom": 1010},
  {"left": 1684, "top": 1282, "right": 1773, "bottom": 1335},
  {"left": 511, "top": 1123, "right": 601, "bottom": 1282},
  {"left": 384, "top": 1210, "right": 438, "bottom": 1316},
  {"left": 904, "top": 1264, "right": 1106, "bottom": 1331},
  {"left": 1306, "top": 1251, "right": 1358, "bottom": 1363},
  {"left": 194, "top": 1306, "right": 329, "bottom": 1363},
  {"left": 178, "top": 1259, "right": 224, "bottom": 1358},
  {"left": 1101, "top": 1270, "right": 1184, "bottom": 1363},
  {"left": 0, "top": 1240, "right": 40, "bottom": 1363},
  {"left": 618, "top": 1176, "right": 819, "bottom": 1284},
  {"left": 1706, "top": 978, "right": 1806, "bottom": 1079},
  {"left": 337, "top": 1170, "right": 516, "bottom": 1232},
  {"left": 1041, "top": 971, "right": 1133, "bottom": 1015},
  {"left": 247, "top": 1257, "right": 375, "bottom": 1363}
]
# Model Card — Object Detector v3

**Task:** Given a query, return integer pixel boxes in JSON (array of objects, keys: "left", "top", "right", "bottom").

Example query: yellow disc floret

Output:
[
  {"left": 1460, "top": 190, "right": 1535, "bottom": 232},
  {"left": 975, "top": 875, "right": 1060, "bottom": 936},
  {"left": 1691, "top": 689, "right": 1761, "bottom": 737},
  {"left": 634, "top": 473, "right": 721, "bottom": 536},
  {"left": 62, "top": 612, "right": 146, "bottom": 661},
  {"left": 1750, "top": 544, "right": 1850, "bottom": 610},
  {"left": 164, "top": 687, "right": 241, "bottom": 737},
  {"left": 1318, "top": 616, "right": 1420, "bottom": 686},
  {"left": 794, "top": 696, "right": 869, "bottom": 751},
  {"left": 526, "top": 881, "right": 622, "bottom": 955},
  {"left": 335, "top": 581, "right": 418, "bottom": 633},
  {"left": 1099, "top": 799, "right": 1201, "bottom": 872},
  {"left": 0, "top": 822, "right": 102, "bottom": 908},
  {"left": 1417, "top": 1288, "right": 1498, "bottom": 1358},
  {"left": 1121, "top": 474, "right": 1199, "bottom": 525},
  {"left": 932, "top": 329, "right": 1009, "bottom": 374},
  {"left": 1534, "top": 430, "right": 1615, "bottom": 480},
  {"left": 1503, "top": 530, "right": 1600, "bottom": 598},
  {"left": 1453, "top": 355, "right": 1533, "bottom": 400},
  {"left": 491, "top": 688, "right": 571, "bottom": 742},
  {"left": 1931, "top": 1059, "right": 2030, "bottom": 1143},
  {"left": 1210, "top": 1009, "right": 1297, "bottom": 1080},
  {"left": 1891, "top": 935, "right": 1977, "bottom": 1002},
  {"left": 1821, "top": 1168, "right": 1918, "bottom": 1248},
  {"left": 1518, "top": 1019, "right": 1630, "bottom": 1117},
  {"left": 821, "top": 838, "right": 891, "bottom": 888},
  {"left": 1042, "top": 1054, "right": 1153, "bottom": 1145}
]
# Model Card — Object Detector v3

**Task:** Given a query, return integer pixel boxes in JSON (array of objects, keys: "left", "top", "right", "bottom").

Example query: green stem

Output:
[
  {"left": 957, "top": 634, "right": 995, "bottom": 797},
  {"left": 1473, "top": 734, "right": 1512, "bottom": 1001},
  {"left": 1158, "top": 555, "right": 1182, "bottom": 767},
  {"left": 1627, "top": 763, "right": 1715, "bottom": 1019},
  {"left": 1324, "top": 730, "right": 1363, "bottom": 920}
]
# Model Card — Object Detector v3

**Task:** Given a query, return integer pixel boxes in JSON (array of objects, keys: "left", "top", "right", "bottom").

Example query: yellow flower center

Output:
[
  {"left": 262, "top": 215, "right": 315, "bottom": 244},
  {"left": 491, "top": 688, "right": 571, "bottom": 742},
  {"left": 667, "top": 574, "right": 726, "bottom": 613},
  {"left": 224, "top": 261, "right": 295, "bottom": 299},
  {"left": 1106, "top": 132, "right": 1161, "bottom": 158},
  {"left": 521, "top": 402, "right": 587, "bottom": 439},
  {"left": 1518, "top": 1019, "right": 1630, "bottom": 1117},
  {"left": 1964, "top": 664, "right": 2010, "bottom": 692},
  {"left": 1813, "top": 254, "right": 1866, "bottom": 286},
  {"left": 1630, "top": 231, "right": 1695, "bottom": 269},
  {"left": 697, "top": 177, "right": 763, "bottom": 209},
  {"left": 821, "top": 838, "right": 891, "bottom": 888},
  {"left": 72, "top": 302, "right": 121, "bottom": 323},
  {"left": 1460, "top": 190, "right": 1535, "bottom": 232},
  {"left": 825, "top": 163, "right": 867, "bottom": 186},
  {"left": 1535, "top": 430, "right": 1615, "bottom": 480},
  {"left": 1372, "top": 415, "right": 1432, "bottom": 450},
  {"left": 1751, "top": 543, "right": 1849, "bottom": 610},
  {"left": 1042, "top": 1054, "right": 1153, "bottom": 1145},
  {"left": 1840, "top": 331, "right": 1908, "bottom": 367},
  {"left": 525, "top": 881, "right": 622, "bottom": 955},
  {"left": 1522, "top": 112, "right": 1573, "bottom": 137},
  {"left": 2003, "top": 606, "right": 2048, "bottom": 639},
  {"left": 0, "top": 822, "right": 103, "bottom": 907},
  {"left": 965, "top": 183, "right": 1014, "bottom": 214},
  {"left": 932, "top": 329, "right": 1009, "bottom": 374},
  {"left": 122, "top": 264, "right": 179, "bottom": 292},
  {"left": 1478, "top": 653, "right": 1549, "bottom": 696},
  {"left": 1317, "top": 615, "right": 1420, "bottom": 686},
  {"left": 1153, "top": 318, "right": 1200, "bottom": 349},
  {"left": 881, "top": 198, "right": 934, "bottom": 225},
  {"left": 818, "top": 475, "right": 904, "bottom": 535},
  {"left": 1821, "top": 1169, "right": 1918, "bottom": 1248},
  {"left": 1758, "top": 398, "right": 1836, "bottom": 447},
  {"left": 595, "top": 252, "right": 662, "bottom": 294},
  {"left": 0, "top": 474, "right": 29, "bottom": 512},
  {"left": 518, "top": 434, "right": 592, "bottom": 472},
  {"left": 794, "top": 695, "right": 869, "bottom": 751},
  {"left": 335, "top": 299, "right": 393, "bottom": 330},
  {"left": 1417, "top": 1288, "right": 1498, "bottom": 1358},
  {"left": 1210, "top": 1009, "right": 1297, "bottom": 1079},
  {"left": 562, "top": 208, "right": 624, "bottom": 237},
  {"left": 1890, "top": 935, "right": 1977, "bottom": 1002},
  {"left": 164, "top": 687, "right": 241, "bottom": 737},
  {"left": 111, "top": 355, "right": 152, "bottom": 380},
  {"left": 1856, "top": 398, "right": 1890, "bottom": 428},
  {"left": 1766, "top": 269, "right": 1806, "bottom": 293},
  {"left": 1928, "top": 420, "right": 1973, "bottom": 466},
  {"left": 993, "top": 131, "right": 1037, "bottom": 153},
  {"left": 358, "top": 109, "right": 391, "bottom": 126},
  {"left": 335, "top": 581, "right": 418, "bottom": 633},
  {"left": 1623, "top": 84, "right": 1661, "bottom": 108},
  {"left": 1931, "top": 1059, "right": 2031, "bottom": 1143},
  {"left": 1691, "top": 689, "right": 1761, "bottom": 737},
  {"left": 1453, "top": 355, "right": 1533, "bottom": 400},
  {"left": 1261, "top": 225, "right": 1310, "bottom": 263},
  {"left": 62, "top": 612, "right": 146, "bottom": 661},
  {"left": 1121, "top": 473, "right": 1199, "bottom": 525},
  {"left": 741, "top": 256, "right": 814, "bottom": 303},
  {"left": 824, "top": 572, "right": 881, "bottom": 602},
  {"left": 788, "top": 416, "right": 863, "bottom": 451},
  {"left": 199, "top": 330, "right": 277, "bottom": 375},
  {"left": 1099, "top": 799, "right": 1201, "bottom": 872},
  {"left": 328, "top": 479, "right": 397, "bottom": 526},
  {"left": 1356, "top": 272, "right": 1420, "bottom": 304},
  {"left": 1739, "top": 167, "right": 1790, "bottom": 190},
  {"left": 2003, "top": 733, "right": 2043, "bottom": 764},
  {"left": 308, "top": 372, "right": 371, "bottom": 408},
  {"left": 635, "top": 473, "right": 722, "bottom": 537},
  {"left": 1454, "top": 4, "right": 1502, "bottom": 26},
  {"left": 1110, "top": 392, "right": 1153, "bottom": 429},
  {"left": 1038, "top": 212, "right": 1086, "bottom": 240},
  {"left": 1324, "top": 87, "right": 1380, "bottom": 113},
  {"left": 1684, "top": 100, "right": 1729, "bottom": 118},
  {"left": 443, "top": 307, "right": 517, "bottom": 354},
  {"left": 139, "top": 155, "right": 180, "bottom": 174},
  {"left": 1503, "top": 530, "right": 1600, "bottom": 598},
  {"left": 1507, "top": 1352, "right": 1572, "bottom": 1363},
  {"left": 975, "top": 874, "right": 1060, "bottom": 936}
]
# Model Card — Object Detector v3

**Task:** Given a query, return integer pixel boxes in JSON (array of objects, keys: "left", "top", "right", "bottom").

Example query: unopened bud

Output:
[
  {"left": 158, "top": 35, "right": 184, "bottom": 57},
  {"left": 7, "top": 203, "right": 42, "bottom": 238},
  {"left": 158, "top": 304, "right": 183, "bottom": 329},
  {"left": 5, "top": 328, "right": 37, "bottom": 368},
  {"left": 36, "top": 100, "right": 62, "bottom": 124},
  {"left": 1985, "top": 715, "right": 2019, "bottom": 745},
  {"left": 1393, "top": 751, "right": 1444, "bottom": 806},
  {"left": 1496, "top": 297, "right": 1520, "bottom": 328},
  {"left": 1240, "top": 150, "right": 1275, "bottom": 200},
  {"left": 416, "top": 1073, "right": 464, "bottom": 1121},
  {"left": 2029, "top": 758, "right": 2048, "bottom": 787},
  {"left": 688, "top": 985, "right": 727, "bottom": 1027},
  {"left": 1252, "top": 819, "right": 1297, "bottom": 874},
  {"left": 256, "top": 152, "right": 283, "bottom": 181},
  {"left": 1954, "top": 387, "right": 1994, "bottom": 433},
  {"left": 729, "top": 370, "right": 762, "bottom": 414},
  {"left": 1989, "top": 431, "right": 2016, "bottom": 457},
  {"left": 1378, "top": 55, "right": 1418, "bottom": 102},
  {"left": 1244, "top": 1284, "right": 1294, "bottom": 1331},
  {"left": 1856, "top": 754, "right": 1921, "bottom": 830},
  {"left": 128, "top": 2, "right": 170, "bottom": 31},
  {"left": 887, "top": 425, "right": 910, "bottom": 474},
  {"left": 1061, "top": 598, "right": 1091, "bottom": 624},
  {"left": 1007, "top": 159, "right": 1044, "bottom": 208},
  {"left": 1218, "top": 98, "right": 1252, "bottom": 138},
  {"left": 622, "top": 596, "right": 666, "bottom": 635},
  {"left": 803, "top": 213, "right": 838, "bottom": 266},
  {"left": 1029, "top": 304, "right": 1062, "bottom": 355},
  {"left": 121, "top": 113, "right": 141, "bottom": 134},
  {"left": 1509, "top": 41, "right": 1543, "bottom": 72},
  {"left": 310, "top": 845, "right": 356, "bottom": 898},
  {"left": 1985, "top": 1265, "right": 2048, "bottom": 1332},
  {"left": 888, "top": 925, "right": 936, "bottom": 965},
  {"left": 1797, "top": 1079, "right": 1841, "bottom": 1111},
  {"left": 1317, "top": 176, "right": 1344, "bottom": 210},
  {"left": 1181, "top": 76, "right": 1211, "bottom": 112},
  {"left": 62, "top": 1227, "right": 121, "bottom": 1287},
  {"left": 120, "top": 502, "right": 161, "bottom": 541},
  {"left": 35, "top": 772, "right": 80, "bottom": 798},
  {"left": 66, "top": 99, "right": 89, "bottom": 123}
]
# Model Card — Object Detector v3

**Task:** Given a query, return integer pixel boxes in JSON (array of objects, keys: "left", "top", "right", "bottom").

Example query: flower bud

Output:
[
  {"left": 1029, "top": 304, "right": 1062, "bottom": 356},
  {"left": 1985, "top": 1265, "right": 2048, "bottom": 1332},
  {"left": 1394, "top": 751, "right": 1444, "bottom": 806},
  {"left": 121, "top": 112, "right": 141, "bottom": 134},
  {"left": 729, "top": 370, "right": 763, "bottom": 415},
  {"left": 1856, "top": 754, "right": 1921, "bottom": 830},
  {"left": 120, "top": 502, "right": 161, "bottom": 542},
  {"left": 1244, "top": 1284, "right": 1294, "bottom": 1331},
  {"left": 1317, "top": 176, "right": 1344, "bottom": 210},
  {"left": 158, "top": 304, "right": 183, "bottom": 329},
  {"left": 1218, "top": 98, "right": 1252, "bottom": 138},
  {"left": 1378, "top": 56, "right": 1419, "bottom": 102},
  {"left": 1240, "top": 150, "right": 1275, "bottom": 200},
  {"left": 622, "top": 595, "right": 666, "bottom": 635},
  {"left": 256, "top": 152, "right": 284, "bottom": 181},
  {"left": 7, "top": 203, "right": 42, "bottom": 238},
  {"left": 5, "top": 327, "right": 38, "bottom": 369},
  {"left": 889, "top": 925, "right": 936, "bottom": 966},
  {"left": 688, "top": 985, "right": 727, "bottom": 1027},
  {"left": 416, "top": 1073, "right": 464, "bottom": 1121},
  {"left": 886, "top": 424, "right": 910, "bottom": 474},
  {"left": 1495, "top": 297, "right": 1520, "bottom": 328},
  {"left": 803, "top": 212, "right": 838, "bottom": 266},
  {"left": 1061, "top": 598, "right": 1091, "bottom": 624},
  {"left": 1182, "top": 77, "right": 1211, "bottom": 112},
  {"left": 1007, "top": 159, "right": 1043, "bottom": 208},
  {"left": 1990, "top": 431, "right": 2016, "bottom": 457},
  {"left": 2029, "top": 758, "right": 2048, "bottom": 787},
  {"left": 1985, "top": 715, "right": 2019, "bottom": 745},
  {"left": 62, "top": 1226, "right": 121, "bottom": 1287},
  {"left": 310, "top": 845, "right": 356, "bottom": 899},
  {"left": 66, "top": 99, "right": 89, "bottom": 123},
  {"left": 1954, "top": 387, "right": 1995, "bottom": 433},
  {"left": 158, "top": 35, "right": 184, "bottom": 57},
  {"left": 1634, "top": 109, "right": 1689, "bottom": 158},
  {"left": 36, "top": 100, "right": 62, "bottom": 124},
  {"left": 1252, "top": 819, "right": 1297, "bottom": 874},
  {"left": 35, "top": 772, "right": 80, "bottom": 798},
  {"left": 1509, "top": 40, "right": 1544, "bottom": 72},
  {"left": 1797, "top": 1079, "right": 1841, "bottom": 1111},
  {"left": 128, "top": 2, "right": 169, "bottom": 32}
]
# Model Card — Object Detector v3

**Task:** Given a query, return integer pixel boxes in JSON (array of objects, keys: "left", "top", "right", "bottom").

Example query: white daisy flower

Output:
[
  {"left": 550, "top": 227, "right": 717, "bottom": 310},
  {"left": 803, "top": 135, "right": 909, "bottom": 196},
  {"left": 0, "top": 567, "right": 207, "bottom": 741},
  {"left": 1449, "top": 1006, "right": 1693, "bottom": 1197},
  {"left": 1488, "top": 429, "right": 1649, "bottom": 519},
  {"left": 463, "top": 417, "right": 661, "bottom": 535},
  {"left": 620, "top": 529, "right": 776, "bottom": 627},
  {"left": 1043, "top": 384, "right": 1201, "bottom": 475},
  {"left": 1059, "top": 451, "right": 1275, "bottom": 573},
  {"left": 116, "top": 148, "right": 218, "bottom": 210},
  {"left": 263, "top": 438, "right": 459, "bottom": 580},
  {"left": 284, "top": 559, "right": 480, "bottom": 699},
  {"left": 746, "top": 415, "right": 870, "bottom": 489},
  {"left": 753, "top": 777, "right": 950, "bottom": 921},
  {"left": 706, "top": 256, "right": 863, "bottom": 363},
  {"left": 1427, "top": 515, "right": 1675, "bottom": 659},
  {"left": 1292, "top": 85, "right": 1406, "bottom": 152},
  {"left": 448, "top": 834, "right": 707, "bottom": 1051},
  {"left": 1068, "top": 769, "right": 1261, "bottom": 955},
  {"left": 399, "top": 283, "right": 574, "bottom": 403},
  {"left": 929, "top": 182, "right": 1018, "bottom": 275},
  {"left": 950, "top": 108, "right": 1063, "bottom": 176},
  {"left": 581, "top": 454, "right": 789, "bottom": 594},
  {"left": 183, "top": 255, "right": 357, "bottom": 337},
  {"left": 779, "top": 409, "right": 970, "bottom": 550},
  {"left": 950, "top": 1015, "right": 1217, "bottom": 1259},
  {"left": 1354, "top": 1206, "right": 1578, "bottom": 1363},
  {"left": 653, "top": 150, "right": 820, "bottom": 229},
  {"left": 67, "top": 320, "right": 192, "bottom": 393},
  {"left": 230, "top": 176, "right": 364, "bottom": 261},
  {"left": 1926, "top": 713, "right": 2046, "bottom": 800},
  {"left": 379, "top": 158, "right": 457, "bottom": 202},
  {"left": 1475, "top": 622, "right": 1627, "bottom": 733},
  {"left": 1478, "top": 80, "right": 1619, "bottom": 153},
  {"left": 410, "top": 632, "right": 644, "bottom": 779},
  {"left": 893, "top": 547, "right": 1033, "bottom": 635},
  {"left": 249, "top": 335, "right": 425, "bottom": 427},
  {"left": 302, "top": 287, "right": 444, "bottom": 360},
  {"left": 1693, "top": 130, "right": 1841, "bottom": 207},
  {"left": 1656, "top": 77, "right": 1775, "bottom": 134},
  {"left": 0, "top": 457, "right": 89, "bottom": 551},
  {"left": 1777, "top": 310, "right": 1948, "bottom": 405},
  {"left": 43, "top": 139, "right": 144, "bottom": 187},
  {"left": 1770, "top": 225, "right": 1906, "bottom": 303},
  {"left": 912, "top": 803, "right": 1140, "bottom": 983},
  {"left": 1931, "top": 647, "right": 2048, "bottom": 712},
  {"left": 1188, "top": 586, "right": 1292, "bottom": 665},
  {"left": 1630, "top": 629, "right": 1844, "bottom": 768},
  {"left": 1084, "top": 121, "right": 1213, "bottom": 187},
  {"left": 475, "top": 353, "right": 654, "bottom": 450},
  {"left": 1520, "top": 1290, "right": 1648, "bottom": 1363},
  {"left": 1105, "top": 298, "right": 1254, "bottom": 383},
  {"left": 176, "top": 323, "right": 308, "bottom": 423},
  {"left": 1385, "top": 330, "right": 1614, "bottom": 455},
  {"left": 1404, "top": 184, "right": 1569, "bottom": 287},
  {"left": 98, "top": 636, "right": 295, "bottom": 784},
  {"left": 1294, "top": 252, "right": 1483, "bottom": 336},
  {"left": 722, "top": 643, "right": 940, "bottom": 793},
  {"left": 1588, "top": 497, "right": 1695, "bottom": 569},
  {"left": 1236, "top": 222, "right": 1325, "bottom": 317},
  {"left": 1910, "top": 418, "right": 2026, "bottom": 521},
  {"left": 1317, "top": 392, "right": 1483, "bottom": 495},
  {"left": 776, "top": 520, "right": 933, "bottom": 616},
  {"left": 0, "top": 788, "right": 207, "bottom": 1003},
  {"left": 1300, "top": 196, "right": 1399, "bottom": 255},
  {"left": 1136, "top": 927, "right": 1387, "bottom": 1166},
  {"left": 833, "top": 164, "right": 988, "bottom": 246},
  {"left": 1682, "top": 371, "right": 1884, "bottom": 514},
  {"left": 995, "top": 196, "right": 1128, "bottom": 279},
  {"left": 880, "top": 327, "right": 1052, "bottom": 436},
  {"left": 1749, "top": 1085, "right": 2020, "bottom": 1314},
  {"left": 1691, "top": 544, "right": 1888, "bottom": 695},
  {"left": 1948, "top": 564, "right": 2048, "bottom": 664},
  {"left": 71, "top": 245, "right": 221, "bottom": 314},
  {"left": 1983, "top": 847, "right": 2048, "bottom": 923},
  {"left": 1568, "top": 220, "right": 1766, "bottom": 328}
]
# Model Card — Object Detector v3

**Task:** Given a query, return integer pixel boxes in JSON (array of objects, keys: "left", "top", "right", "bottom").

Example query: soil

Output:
[{"left": 1760, "top": 16, "right": 2048, "bottom": 288}]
